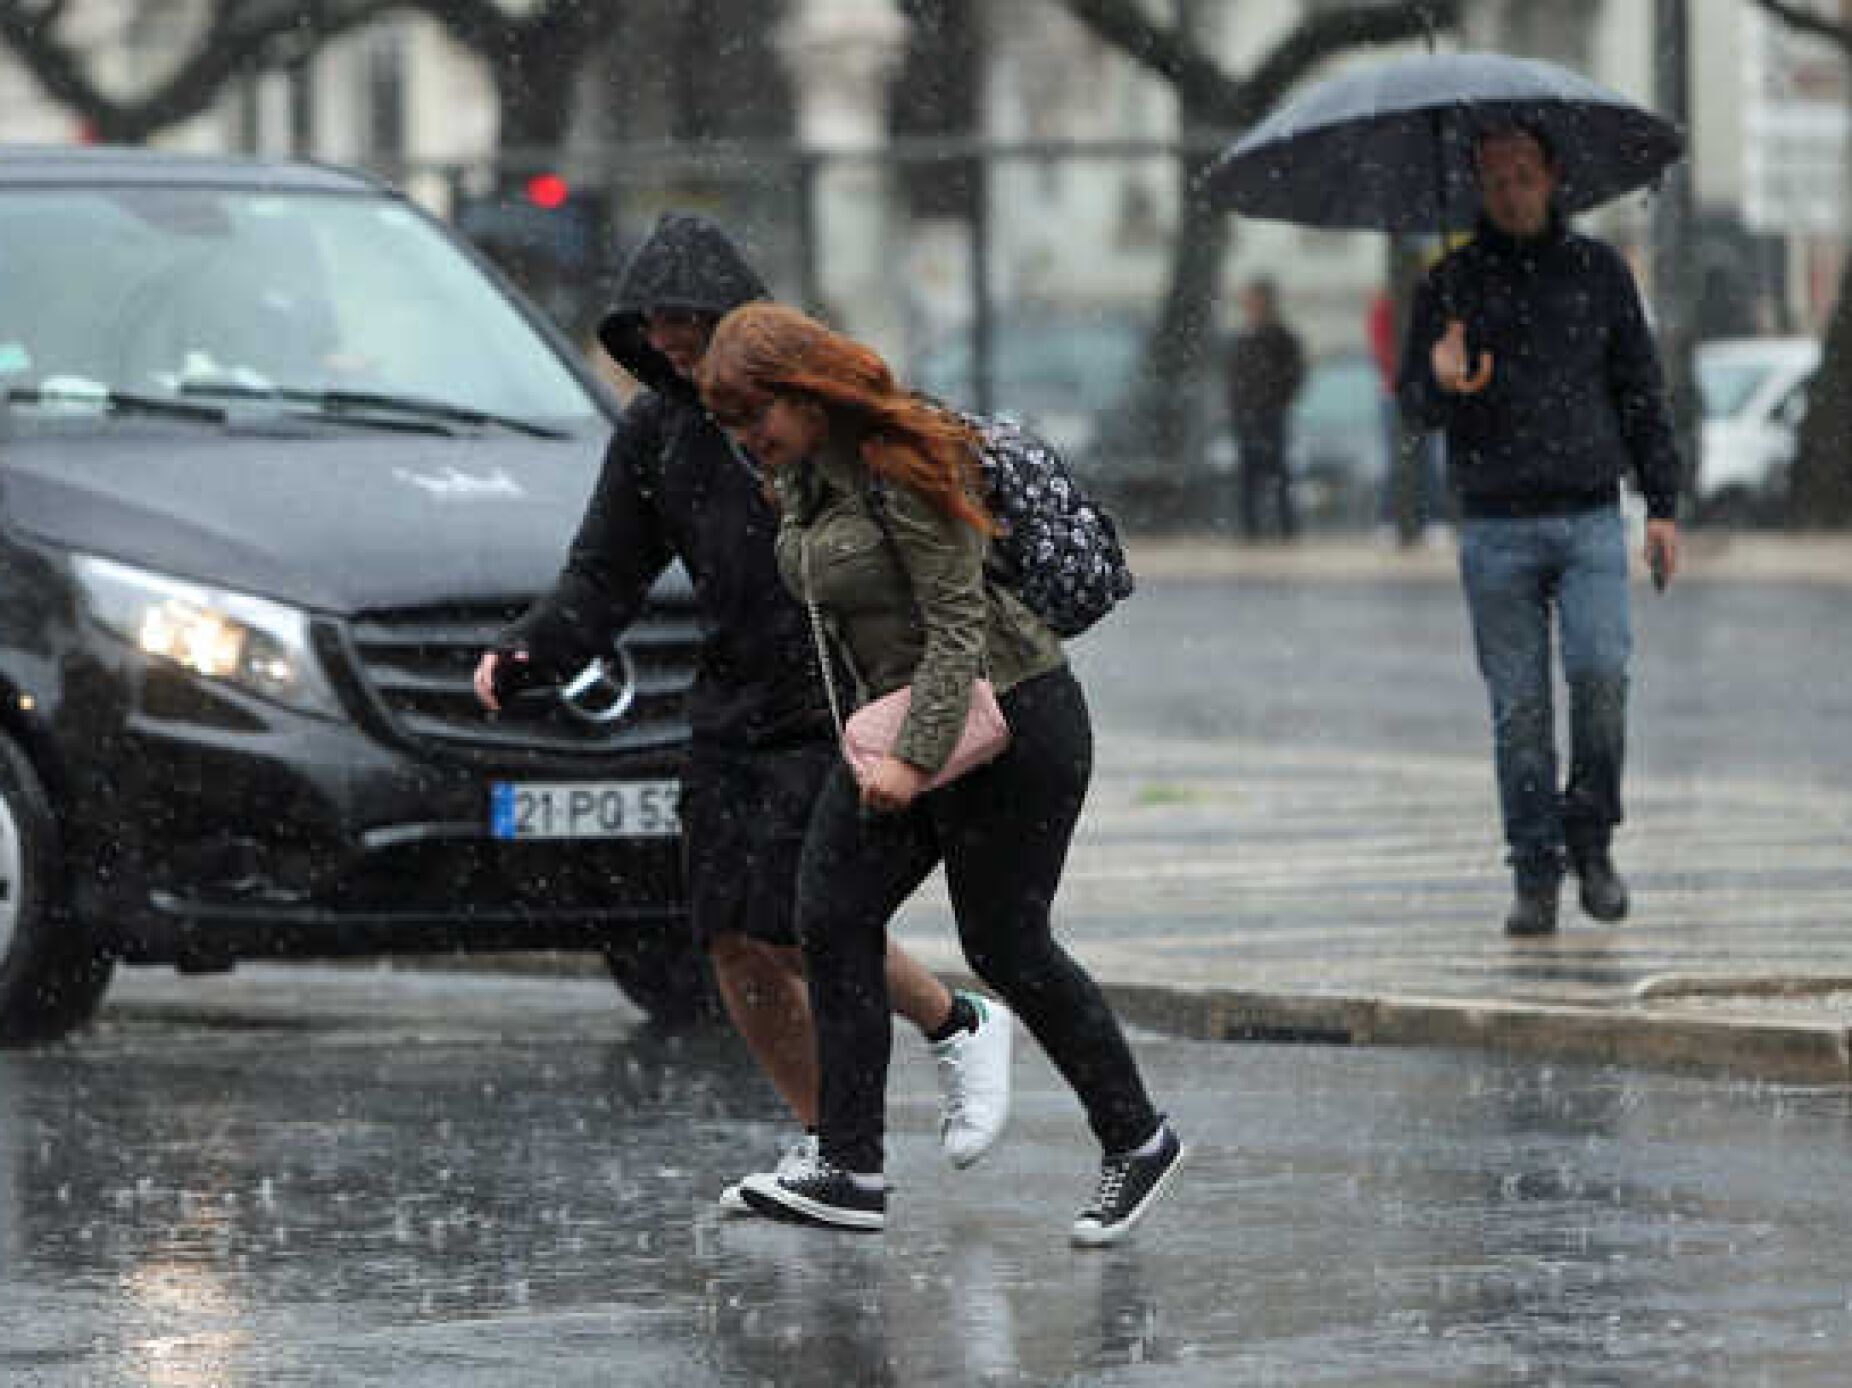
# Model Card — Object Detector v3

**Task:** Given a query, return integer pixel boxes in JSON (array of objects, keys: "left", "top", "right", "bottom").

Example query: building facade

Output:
[{"left": 0, "top": 0, "right": 1839, "bottom": 356}]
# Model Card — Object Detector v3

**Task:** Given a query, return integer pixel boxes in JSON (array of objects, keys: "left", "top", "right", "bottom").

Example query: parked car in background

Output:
[
  {"left": 1694, "top": 336, "right": 1818, "bottom": 526},
  {"left": 914, "top": 309, "right": 1216, "bottom": 528},
  {"left": 1286, "top": 349, "right": 1392, "bottom": 530},
  {"left": 0, "top": 147, "right": 705, "bottom": 1044}
]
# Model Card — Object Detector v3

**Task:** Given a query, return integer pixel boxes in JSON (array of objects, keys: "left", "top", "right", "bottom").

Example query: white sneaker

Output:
[
  {"left": 719, "top": 1132, "right": 817, "bottom": 1216},
  {"left": 931, "top": 993, "right": 1014, "bottom": 1168}
]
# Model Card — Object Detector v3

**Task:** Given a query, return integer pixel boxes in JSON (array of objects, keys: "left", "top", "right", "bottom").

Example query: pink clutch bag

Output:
[
  {"left": 842, "top": 680, "right": 1011, "bottom": 791},
  {"left": 803, "top": 537, "right": 1009, "bottom": 793}
]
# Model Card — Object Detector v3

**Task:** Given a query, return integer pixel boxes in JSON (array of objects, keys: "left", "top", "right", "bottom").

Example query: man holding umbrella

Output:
[
  {"left": 1210, "top": 51, "right": 1689, "bottom": 937},
  {"left": 1396, "top": 123, "right": 1681, "bottom": 936}
]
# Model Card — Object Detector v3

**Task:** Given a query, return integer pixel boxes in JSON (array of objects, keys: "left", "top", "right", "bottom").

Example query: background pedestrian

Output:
[{"left": 1225, "top": 277, "right": 1306, "bottom": 541}]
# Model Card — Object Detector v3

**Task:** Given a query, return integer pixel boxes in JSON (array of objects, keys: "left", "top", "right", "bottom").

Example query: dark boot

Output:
[
  {"left": 1571, "top": 847, "right": 1630, "bottom": 922},
  {"left": 1504, "top": 877, "right": 1560, "bottom": 937}
]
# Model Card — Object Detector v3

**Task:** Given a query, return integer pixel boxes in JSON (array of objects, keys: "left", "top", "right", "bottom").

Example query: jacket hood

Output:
[{"left": 596, "top": 213, "right": 768, "bottom": 396}]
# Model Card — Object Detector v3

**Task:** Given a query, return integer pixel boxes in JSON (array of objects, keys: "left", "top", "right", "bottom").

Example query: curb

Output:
[
  {"left": 158, "top": 956, "right": 1852, "bottom": 1086},
  {"left": 1088, "top": 980, "right": 1852, "bottom": 1085}
]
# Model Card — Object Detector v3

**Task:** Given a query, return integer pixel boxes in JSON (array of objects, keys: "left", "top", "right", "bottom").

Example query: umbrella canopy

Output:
[{"left": 1207, "top": 51, "right": 1685, "bottom": 232}]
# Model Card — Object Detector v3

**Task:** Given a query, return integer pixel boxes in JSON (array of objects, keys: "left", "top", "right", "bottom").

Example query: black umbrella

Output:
[{"left": 1206, "top": 51, "right": 1684, "bottom": 232}]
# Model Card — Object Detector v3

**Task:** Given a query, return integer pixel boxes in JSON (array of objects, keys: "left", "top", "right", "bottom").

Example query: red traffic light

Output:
[{"left": 524, "top": 173, "right": 570, "bottom": 210}]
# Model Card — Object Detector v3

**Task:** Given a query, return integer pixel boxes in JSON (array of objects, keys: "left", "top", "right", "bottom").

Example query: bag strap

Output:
[{"left": 801, "top": 539, "right": 847, "bottom": 741}]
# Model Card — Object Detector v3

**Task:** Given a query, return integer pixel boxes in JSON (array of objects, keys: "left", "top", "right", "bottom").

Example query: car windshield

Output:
[
  {"left": 0, "top": 186, "right": 600, "bottom": 427},
  {"left": 1694, "top": 358, "right": 1775, "bottom": 421}
]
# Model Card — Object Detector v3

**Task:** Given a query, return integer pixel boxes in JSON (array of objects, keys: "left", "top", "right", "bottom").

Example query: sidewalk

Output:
[
  {"left": 888, "top": 532, "right": 1852, "bottom": 1083},
  {"left": 892, "top": 722, "right": 1852, "bottom": 1085},
  {"left": 1124, "top": 530, "right": 1852, "bottom": 585}
]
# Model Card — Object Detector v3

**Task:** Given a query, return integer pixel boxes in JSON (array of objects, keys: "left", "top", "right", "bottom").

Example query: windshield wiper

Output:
[
  {"left": 180, "top": 383, "right": 568, "bottom": 440},
  {"left": 5, "top": 386, "right": 227, "bottom": 425},
  {"left": 313, "top": 389, "right": 569, "bottom": 440}
]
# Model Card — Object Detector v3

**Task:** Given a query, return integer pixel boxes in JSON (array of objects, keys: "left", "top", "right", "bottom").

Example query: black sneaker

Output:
[
  {"left": 1572, "top": 849, "right": 1630, "bottom": 922},
  {"left": 719, "top": 1132, "right": 817, "bottom": 1216},
  {"left": 740, "top": 1156, "right": 886, "bottom": 1232},
  {"left": 1071, "top": 1121, "right": 1187, "bottom": 1248}
]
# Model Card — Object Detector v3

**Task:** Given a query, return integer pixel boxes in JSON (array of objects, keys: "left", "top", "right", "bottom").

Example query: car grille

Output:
[{"left": 333, "top": 592, "right": 699, "bottom": 759}]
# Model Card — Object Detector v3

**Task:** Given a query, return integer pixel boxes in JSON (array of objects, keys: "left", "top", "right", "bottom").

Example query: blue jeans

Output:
[{"left": 1458, "top": 507, "right": 1631, "bottom": 886}]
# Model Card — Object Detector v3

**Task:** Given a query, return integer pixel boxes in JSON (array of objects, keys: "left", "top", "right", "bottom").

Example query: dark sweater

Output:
[
  {"left": 1226, "top": 320, "right": 1305, "bottom": 426},
  {"left": 1397, "top": 212, "right": 1681, "bottom": 521}
]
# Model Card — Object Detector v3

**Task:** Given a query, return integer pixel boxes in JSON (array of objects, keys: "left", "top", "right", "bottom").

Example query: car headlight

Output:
[{"left": 72, "top": 554, "right": 342, "bottom": 718}]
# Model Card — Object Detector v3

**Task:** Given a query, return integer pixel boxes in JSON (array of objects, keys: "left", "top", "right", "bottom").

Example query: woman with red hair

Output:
[{"left": 697, "top": 303, "right": 1185, "bottom": 1246}]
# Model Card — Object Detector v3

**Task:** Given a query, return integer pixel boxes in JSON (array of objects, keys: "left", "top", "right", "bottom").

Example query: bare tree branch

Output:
[
  {"left": 1052, "top": 0, "right": 1462, "bottom": 129},
  {"left": 0, "top": 0, "right": 604, "bottom": 149},
  {"left": 1234, "top": 1, "right": 1463, "bottom": 126},
  {"left": 415, "top": 0, "right": 522, "bottom": 54},
  {"left": 409, "top": 0, "right": 604, "bottom": 149},
  {"left": 1051, "top": 0, "right": 1245, "bottom": 114},
  {"left": 415, "top": 0, "right": 600, "bottom": 66},
  {"left": 0, "top": 0, "right": 400, "bottom": 141},
  {"left": 1746, "top": 0, "right": 1852, "bottom": 57}
]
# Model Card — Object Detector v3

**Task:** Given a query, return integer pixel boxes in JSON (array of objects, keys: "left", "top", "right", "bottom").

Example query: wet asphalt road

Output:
[{"left": 5, "top": 968, "right": 1852, "bottom": 1386}]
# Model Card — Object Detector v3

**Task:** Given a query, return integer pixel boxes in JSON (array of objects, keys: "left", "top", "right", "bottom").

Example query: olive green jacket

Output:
[{"left": 773, "top": 442, "right": 1066, "bottom": 775}]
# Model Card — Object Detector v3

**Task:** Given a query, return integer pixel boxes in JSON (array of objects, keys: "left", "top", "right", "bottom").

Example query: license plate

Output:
[{"left": 489, "top": 780, "right": 680, "bottom": 840}]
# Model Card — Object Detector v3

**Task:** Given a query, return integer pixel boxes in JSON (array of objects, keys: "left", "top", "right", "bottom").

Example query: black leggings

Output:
[{"left": 795, "top": 666, "right": 1160, "bottom": 1172}]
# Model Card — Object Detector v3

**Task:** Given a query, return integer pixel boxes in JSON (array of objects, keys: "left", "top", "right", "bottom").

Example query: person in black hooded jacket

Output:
[
  {"left": 472, "top": 213, "right": 1015, "bottom": 1208},
  {"left": 1398, "top": 127, "right": 1682, "bottom": 939}
]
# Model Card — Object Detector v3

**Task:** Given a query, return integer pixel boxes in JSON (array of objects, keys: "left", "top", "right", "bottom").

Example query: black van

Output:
[{"left": 0, "top": 147, "right": 703, "bottom": 1042}]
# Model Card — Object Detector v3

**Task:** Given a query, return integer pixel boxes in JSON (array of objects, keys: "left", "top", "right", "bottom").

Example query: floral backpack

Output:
[{"left": 965, "top": 413, "right": 1136, "bottom": 637}]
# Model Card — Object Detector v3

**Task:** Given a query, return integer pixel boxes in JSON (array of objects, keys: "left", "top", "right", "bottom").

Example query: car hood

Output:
[{"left": 0, "top": 420, "right": 615, "bottom": 613}]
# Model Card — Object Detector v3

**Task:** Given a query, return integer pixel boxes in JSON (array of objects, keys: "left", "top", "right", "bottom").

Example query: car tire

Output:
[
  {"left": 602, "top": 922, "right": 724, "bottom": 1031},
  {"left": 0, "top": 732, "right": 113, "bottom": 1046}
]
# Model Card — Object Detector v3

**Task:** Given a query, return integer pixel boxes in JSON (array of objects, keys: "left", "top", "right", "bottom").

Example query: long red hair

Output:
[{"left": 696, "top": 303, "right": 995, "bottom": 534}]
